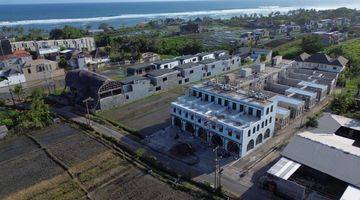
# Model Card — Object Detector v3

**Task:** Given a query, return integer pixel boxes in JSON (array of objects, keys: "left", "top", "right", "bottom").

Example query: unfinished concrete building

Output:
[
  {"left": 126, "top": 63, "right": 156, "bottom": 76},
  {"left": 146, "top": 69, "right": 181, "bottom": 91}
]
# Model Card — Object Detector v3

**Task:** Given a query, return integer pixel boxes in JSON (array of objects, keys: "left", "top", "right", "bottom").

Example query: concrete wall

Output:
[
  {"left": 179, "top": 64, "right": 204, "bottom": 83},
  {"left": 266, "top": 175, "right": 306, "bottom": 200},
  {"left": 266, "top": 83, "right": 290, "bottom": 95}
]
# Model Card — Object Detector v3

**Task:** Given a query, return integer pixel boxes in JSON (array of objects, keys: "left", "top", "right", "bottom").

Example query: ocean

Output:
[{"left": 0, "top": 0, "right": 359, "bottom": 30}]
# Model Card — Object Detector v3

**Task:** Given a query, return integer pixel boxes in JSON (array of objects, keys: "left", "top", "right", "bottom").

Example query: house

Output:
[
  {"left": 126, "top": 63, "right": 156, "bottom": 76},
  {"left": 0, "top": 69, "right": 26, "bottom": 88},
  {"left": 197, "top": 52, "right": 215, "bottom": 61},
  {"left": 312, "top": 31, "right": 348, "bottom": 46},
  {"left": 175, "top": 62, "right": 204, "bottom": 83},
  {"left": 154, "top": 59, "right": 180, "bottom": 69},
  {"left": 266, "top": 113, "right": 360, "bottom": 200},
  {"left": 171, "top": 82, "right": 277, "bottom": 157},
  {"left": 236, "top": 47, "right": 272, "bottom": 62},
  {"left": 274, "top": 107, "right": 290, "bottom": 130},
  {"left": 177, "top": 55, "right": 199, "bottom": 64},
  {"left": 67, "top": 51, "right": 88, "bottom": 70},
  {"left": 0, "top": 50, "right": 33, "bottom": 73},
  {"left": 65, "top": 69, "right": 122, "bottom": 109},
  {"left": 140, "top": 52, "right": 160, "bottom": 63},
  {"left": 270, "top": 95, "right": 305, "bottom": 118},
  {"left": 294, "top": 53, "right": 348, "bottom": 73},
  {"left": 23, "top": 59, "right": 65, "bottom": 82},
  {"left": 11, "top": 37, "right": 96, "bottom": 52},
  {"left": 180, "top": 23, "right": 201, "bottom": 35},
  {"left": 146, "top": 69, "right": 181, "bottom": 91}
]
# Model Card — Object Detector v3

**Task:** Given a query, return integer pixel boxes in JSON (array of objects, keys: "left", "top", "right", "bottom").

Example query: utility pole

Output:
[
  {"left": 83, "top": 97, "right": 93, "bottom": 126},
  {"left": 213, "top": 146, "right": 219, "bottom": 190}
]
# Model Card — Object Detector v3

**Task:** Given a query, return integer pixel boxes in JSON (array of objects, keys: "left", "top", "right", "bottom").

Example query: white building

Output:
[
  {"left": 177, "top": 55, "right": 199, "bottom": 64},
  {"left": 197, "top": 52, "right": 216, "bottom": 61},
  {"left": 171, "top": 82, "right": 277, "bottom": 157},
  {"left": 294, "top": 53, "right": 348, "bottom": 73},
  {"left": 11, "top": 37, "right": 96, "bottom": 52},
  {"left": 0, "top": 69, "right": 26, "bottom": 88},
  {"left": 154, "top": 59, "right": 180, "bottom": 69}
]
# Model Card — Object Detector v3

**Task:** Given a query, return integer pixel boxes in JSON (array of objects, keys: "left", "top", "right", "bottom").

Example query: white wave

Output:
[{"left": 0, "top": 5, "right": 356, "bottom": 26}]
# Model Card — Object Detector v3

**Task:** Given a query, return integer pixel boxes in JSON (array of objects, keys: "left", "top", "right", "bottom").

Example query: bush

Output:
[{"left": 305, "top": 116, "right": 318, "bottom": 128}]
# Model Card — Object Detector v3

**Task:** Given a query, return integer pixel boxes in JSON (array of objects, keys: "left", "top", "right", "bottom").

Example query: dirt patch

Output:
[
  {"left": 99, "top": 86, "right": 188, "bottom": 136},
  {"left": 0, "top": 122, "right": 206, "bottom": 200}
]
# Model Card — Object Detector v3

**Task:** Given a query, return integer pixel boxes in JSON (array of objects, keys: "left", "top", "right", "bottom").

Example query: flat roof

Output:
[
  {"left": 177, "top": 55, "right": 198, "bottom": 60},
  {"left": 175, "top": 62, "right": 202, "bottom": 70},
  {"left": 127, "top": 63, "right": 155, "bottom": 70},
  {"left": 271, "top": 95, "right": 305, "bottom": 106},
  {"left": 193, "top": 83, "right": 272, "bottom": 107},
  {"left": 147, "top": 68, "right": 177, "bottom": 77},
  {"left": 153, "top": 59, "right": 179, "bottom": 65},
  {"left": 299, "top": 81, "right": 328, "bottom": 91},
  {"left": 341, "top": 185, "right": 360, "bottom": 200},
  {"left": 276, "top": 107, "right": 290, "bottom": 116},
  {"left": 267, "top": 157, "right": 301, "bottom": 180},
  {"left": 199, "top": 59, "right": 219, "bottom": 65},
  {"left": 172, "top": 95, "right": 260, "bottom": 129},
  {"left": 197, "top": 52, "right": 214, "bottom": 57},
  {"left": 120, "top": 76, "right": 147, "bottom": 85},
  {"left": 286, "top": 87, "right": 317, "bottom": 98},
  {"left": 282, "top": 131, "right": 360, "bottom": 187}
]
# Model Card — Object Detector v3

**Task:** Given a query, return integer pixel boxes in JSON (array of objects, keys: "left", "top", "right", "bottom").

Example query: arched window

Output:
[
  {"left": 256, "top": 134, "right": 263, "bottom": 145},
  {"left": 264, "top": 129, "right": 271, "bottom": 139},
  {"left": 247, "top": 139, "right": 254, "bottom": 151}
]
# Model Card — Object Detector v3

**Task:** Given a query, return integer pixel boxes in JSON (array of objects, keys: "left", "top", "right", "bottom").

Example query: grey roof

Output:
[
  {"left": 127, "top": 63, "right": 155, "bottom": 70},
  {"left": 153, "top": 59, "right": 179, "bottom": 65},
  {"left": 147, "top": 68, "right": 177, "bottom": 77},
  {"left": 120, "top": 76, "right": 147, "bottom": 85},
  {"left": 282, "top": 132, "right": 360, "bottom": 187},
  {"left": 177, "top": 55, "right": 198, "bottom": 60},
  {"left": 294, "top": 52, "right": 311, "bottom": 62},
  {"left": 175, "top": 62, "right": 202, "bottom": 70},
  {"left": 197, "top": 52, "right": 214, "bottom": 57},
  {"left": 297, "top": 53, "right": 348, "bottom": 67},
  {"left": 199, "top": 59, "right": 218, "bottom": 65},
  {"left": 2, "top": 68, "right": 21, "bottom": 77}
]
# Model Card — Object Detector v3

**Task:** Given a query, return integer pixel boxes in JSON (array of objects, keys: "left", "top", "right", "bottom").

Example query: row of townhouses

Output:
[{"left": 65, "top": 50, "right": 242, "bottom": 110}]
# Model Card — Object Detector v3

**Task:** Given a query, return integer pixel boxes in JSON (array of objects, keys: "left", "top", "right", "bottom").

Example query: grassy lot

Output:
[
  {"left": 98, "top": 86, "right": 188, "bottom": 136},
  {"left": 273, "top": 39, "right": 302, "bottom": 58}
]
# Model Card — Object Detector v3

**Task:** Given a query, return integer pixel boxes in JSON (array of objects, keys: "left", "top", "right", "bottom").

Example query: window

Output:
[
  {"left": 211, "top": 65, "right": 215, "bottom": 69},
  {"left": 266, "top": 108, "right": 269, "bottom": 114},
  {"left": 224, "top": 100, "right": 229, "bottom": 106},
  {"left": 156, "top": 86, "right": 161, "bottom": 91},
  {"left": 269, "top": 117, "right": 272, "bottom": 123},
  {"left": 248, "top": 107, "right": 253, "bottom": 115},
  {"left": 185, "top": 78, "right": 189, "bottom": 83},
  {"left": 236, "top": 135, "right": 240, "bottom": 140},
  {"left": 126, "top": 95, "right": 129, "bottom": 99},
  {"left": 257, "top": 124, "right": 260, "bottom": 131},
  {"left": 211, "top": 96, "right": 215, "bottom": 102},
  {"left": 253, "top": 127, "right": 256, "bottom": 134},
  {"left": 178, "top": 80, "right": 182, "bottom": 84},
  {"left": 232, "top": 102, "right": 237, "bottom": 110},
  {"left": 198, "top": 118, "right": 201, "bottom": 123},
  {"left": 240, "top": 105, "right": 244, "bottom": 112},
  {"left": 270, "top": 105, "right": 274, "bottom": 112},
  {"left": 228, "top": 130, "right": 232, "bottom": 137},
  {"left": 27, "top": 68, "right": 31, "bottom": 74},
  {"left": 207, "top": 72, "right": 211, "bottom": 76},
  {"left": 218, "top": 98, "right": 222, "bottom": 105},
  {"left": 256, "top": 110, "right": 261, "bottom": 118},
  {"left": 219, "top": 126, "right": 223, "bottom": 132},
  {"left": 265, "top": 120, "right": 268, "bottom": 126},
  {"left": 185, "top": 112, "right": 188, "bottom": 118},
  {"left": 198, "top": 92, "right": 202, "bottom": 98},
  {"left": 173, "top": 108, "right": 176, "bottom": 113},
  {"left": 262, "top": 121, "right": 264, "bottom": 128},
  {"left": 192, "top": 91, "right": 197, "bottom": 97},
  {"left": 163, "top": 77, "right": 167, "bottom": 82},
  {"left": 204, "top": 94, "right": 209, "bottom": 101},
  {"left": 248, "top": 130, "right": 251, "bottom": 137},
  {"left": 190, "top": 115, "right": 194, "bottom": 120}
]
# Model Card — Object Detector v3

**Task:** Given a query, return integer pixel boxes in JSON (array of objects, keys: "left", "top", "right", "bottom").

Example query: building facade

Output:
[
  {"left": 23, "top": 59, "right": 65, "bottom": 82},
  {"left": 171, "top": 82, "right": 276, "bottom": 157},
  {"left": 11, "top": 37, "right": 96, "bottom": 52}
]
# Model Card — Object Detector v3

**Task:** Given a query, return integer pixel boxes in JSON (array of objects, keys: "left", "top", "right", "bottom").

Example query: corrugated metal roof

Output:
[
  {"left": 267, "top": 157, "right": 301, "bottom": 180},
  {"left": 282, "top": 132, "right": 360, "bottom": 187}
]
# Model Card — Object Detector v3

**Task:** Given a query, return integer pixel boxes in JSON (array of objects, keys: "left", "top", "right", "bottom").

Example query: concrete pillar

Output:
[
  {"left": 181, "top": 120, "right": 186, "bottom": 131},
  {"left": 195, "top": 126, "right": 199, "bottom": 137},
  {"left": 171, "top": 116, "right": 175, "bottom": 126},
  {"left": 223, "top": 138, "right": 229, "bottom": 151},
  {"left": 207, "top": 132, "right": 212, "bottom": 144}
]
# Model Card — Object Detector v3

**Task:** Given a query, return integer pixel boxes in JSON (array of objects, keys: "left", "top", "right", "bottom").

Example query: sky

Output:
[{"left": 0, "top": 0, "right": 197, "bottom": 4}]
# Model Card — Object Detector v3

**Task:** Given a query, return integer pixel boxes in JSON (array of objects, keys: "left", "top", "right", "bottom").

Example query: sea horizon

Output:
[{"left": 0, "top": 0, "right": 359, "bottom": 30}]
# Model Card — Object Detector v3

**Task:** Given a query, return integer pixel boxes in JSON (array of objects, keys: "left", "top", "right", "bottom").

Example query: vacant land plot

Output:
[
  {"left": 0, "top": 123, "right": 206, "bottom": 200},
  {"left": 98, "top": 86, "right": 188, "bottom": 136}
]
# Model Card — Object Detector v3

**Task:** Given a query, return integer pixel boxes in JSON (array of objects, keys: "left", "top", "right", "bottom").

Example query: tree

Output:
[
  {"left": 301, "top": 35, "right": 324, "bottom": 54},
  {"left": 330, "top": 92, "right": 356, "bottom": 115},
  {"left": 13, "top": 84, "right": 23, "bottom": 101},
  {"left": 49, "top": 28, "right": 64, "bottom": 39},
  {"left": 58, "top": 57, "right": 68, "bottom": 69},
  {"left": 99, "top": 23, "right": 110, "bottom": 32},
  {"left": 305, "top": 116, "right": 318, "bottom": 128}
]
